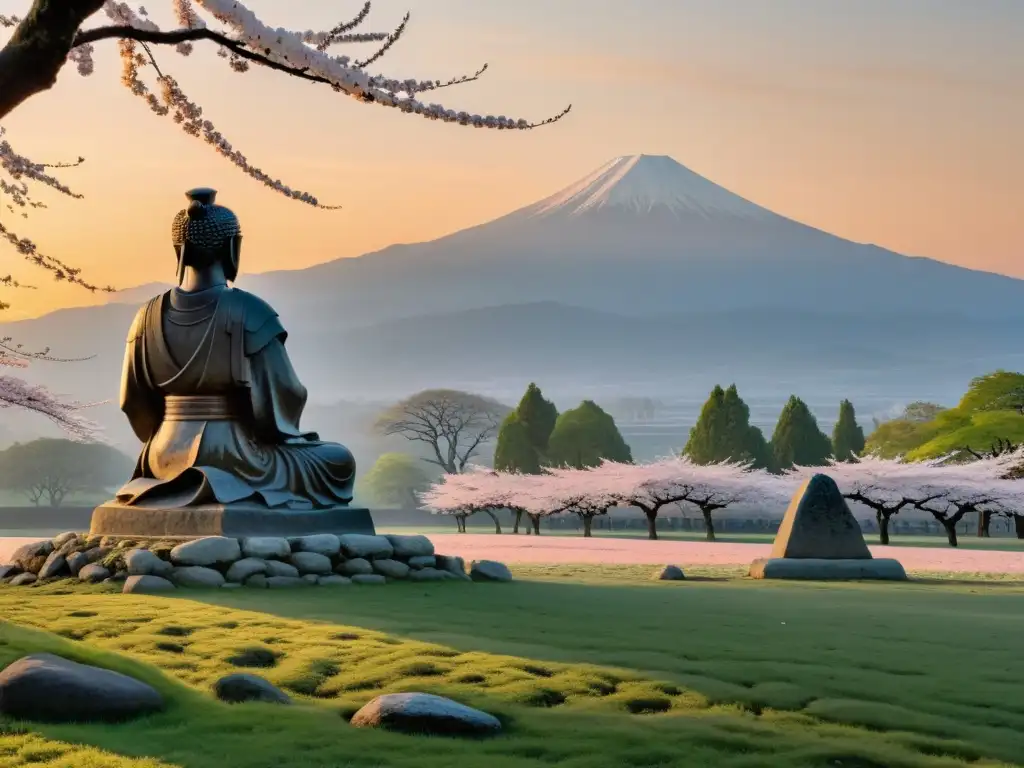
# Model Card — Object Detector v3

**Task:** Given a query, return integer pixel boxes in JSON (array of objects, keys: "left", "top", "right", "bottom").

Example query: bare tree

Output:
[{"left": 376, "top": 389, "right": 510, "bottom": 475}]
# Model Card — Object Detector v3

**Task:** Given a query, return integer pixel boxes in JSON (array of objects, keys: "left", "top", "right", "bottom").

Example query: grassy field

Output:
[{"left": 2, "top": 568, "right": 1023, "bottom": 767}]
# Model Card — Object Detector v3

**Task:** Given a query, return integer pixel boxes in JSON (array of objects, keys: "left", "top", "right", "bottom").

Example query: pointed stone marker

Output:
[
  {"left": 771, "top": 474, "right": 872, "bottom": 560},
  {"left": 750, "top": 473, "right": 907, "bottom": 581}
]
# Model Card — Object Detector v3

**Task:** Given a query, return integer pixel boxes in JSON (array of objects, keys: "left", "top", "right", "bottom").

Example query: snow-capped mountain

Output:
[{"left": 523, "top": 154, "right": 775, "bottom": 220}]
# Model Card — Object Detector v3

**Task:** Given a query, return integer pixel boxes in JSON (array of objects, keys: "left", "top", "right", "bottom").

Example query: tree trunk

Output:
[
  {"left": 484, "top": 508, "right": 501, "bottom": 534},
  {"left": 943, "top": 521, "right": 958, "bottom": 547},
  {"left": 977, "top": 509, "right": 992, "bottom": 538},
  {"left": 877, "top": 511, "right": 890, "bottom": 546},
  {"left": 645, "top": 511, "right": 658, "bottom": 540},
  {"left": 530, "top": 514, "right": 541, "bottom": 535},
  {"left": 0, "top": 0, "right": 106, "bottom": 121},
  {"left": 513, "top": 509, "right": 522, "bottom": 534},
  {"left": 702, "top": 509, "right": 716, "bottom": 542},
  {"left": 582, "top": 514, "right": 593, "bottom": 538},
  {"left": 455, "top": 514, "right": 466, "bottom": 533},
  {"left": 1015, "top": 515, "right": 1024, "bottom": 540}
]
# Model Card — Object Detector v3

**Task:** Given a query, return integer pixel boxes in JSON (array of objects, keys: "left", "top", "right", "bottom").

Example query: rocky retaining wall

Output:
[{"left": 0, "top": 532, "right": 513, "bottom": 592}]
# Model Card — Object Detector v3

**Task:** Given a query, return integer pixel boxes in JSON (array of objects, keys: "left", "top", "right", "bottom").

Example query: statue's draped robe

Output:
[{"left": 117, "top": 285, "right": 355, "bottom": 509}]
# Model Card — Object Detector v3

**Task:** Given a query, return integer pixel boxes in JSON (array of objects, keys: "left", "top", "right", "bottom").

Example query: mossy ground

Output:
[{"left": 1, "top": 566, "right": 1023, "bottom": 767}]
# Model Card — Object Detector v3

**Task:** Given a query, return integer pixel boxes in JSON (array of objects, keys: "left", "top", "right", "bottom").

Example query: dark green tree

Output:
[
  {"left": 547, "top": 400, "right": 633, "bottom": 469},
  {"left": 770, "top": 396, "right": 833, "bottom": 470},
  {"left": 0, "top": 438, "right": 132, "bottom": 506},
  {"left": 832, "top": 399, "right": 866, "bottom": 461},
  {"left": 494, "top": 414, "right": 542, "bottom": 475},
  {"left": 516, "top": 383, "right": 558, "bottom": 456},
  {"left": 685, "top": 384, "right": 770, "bottom": 468}
]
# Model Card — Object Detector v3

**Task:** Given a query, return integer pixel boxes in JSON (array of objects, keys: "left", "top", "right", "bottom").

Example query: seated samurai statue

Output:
[{"left": 114, "top": 187, "right": 356, "bottom": 510}]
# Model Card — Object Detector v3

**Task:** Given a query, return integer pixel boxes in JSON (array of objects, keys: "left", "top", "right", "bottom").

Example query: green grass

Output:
[{"left": 2, "top": 572, "right": 1023, "bottom": 767}]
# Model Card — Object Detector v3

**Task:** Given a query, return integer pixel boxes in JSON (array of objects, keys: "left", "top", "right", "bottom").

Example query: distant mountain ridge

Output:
[{"left": 4, "top": 153, "right": 1024, "bottom": 445}]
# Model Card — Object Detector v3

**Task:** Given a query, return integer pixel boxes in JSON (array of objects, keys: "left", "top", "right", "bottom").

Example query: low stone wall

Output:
[{"left": 0, "top": 531, "right": 513, "bottom": 591}]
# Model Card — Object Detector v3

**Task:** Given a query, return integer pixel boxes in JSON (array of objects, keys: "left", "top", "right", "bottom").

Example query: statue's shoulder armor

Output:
[
  {"left": 226, "top": 288, "right": 286, "bottom": 354},
  {"left": 126, "top": 294, "right": 164, "bottom": 342}
]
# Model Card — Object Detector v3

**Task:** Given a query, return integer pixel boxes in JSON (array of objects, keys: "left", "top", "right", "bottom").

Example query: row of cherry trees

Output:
[{"left": 420, "top": 452, "right": 1024, "bottom": 546}]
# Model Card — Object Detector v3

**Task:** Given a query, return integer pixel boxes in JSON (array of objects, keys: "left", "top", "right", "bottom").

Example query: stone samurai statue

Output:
[{"left": 106, "top": 187, "right": 357, "bottom": 521}]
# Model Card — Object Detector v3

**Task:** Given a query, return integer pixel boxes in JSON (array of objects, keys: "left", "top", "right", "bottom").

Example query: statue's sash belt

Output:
[{"left": 163, "top": 395, "right": 242, "bottom": 421}]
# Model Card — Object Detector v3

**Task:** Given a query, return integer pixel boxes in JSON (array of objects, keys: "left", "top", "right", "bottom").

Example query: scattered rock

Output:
[
  {"left": 655, "top": 565, "right": 685, "bottom": 581},
  {"left": 336, "top": 558, "right": 374, "bottom": 576},
  {"left": 0, "top": 564, "right": 20, "bottom": 581},
  {"left": 78, "top": 564, "right": 111, "bottom": 583},
  {"left": 385, "top": 534, "right": 434, "bottom": 559},
  {"left": 289, "top": 551, "right": 333, "bottom": 575},
  {"left": 0, "top": 653, "right": 164, "bottom": 722},
  {"left": 245, "top": 574, "right": 268, "bottom": 589},
  {"left": 123, "top": 575, "right": 176, "bottom": 593},
  {"left": 66, "top": 552, "right": 90, "bottom": 576},
  {"left": 409, "top": 568, "right": 449, "bottom": 582},
  {"left": 349, "top": 692, "right": 501, "bottom": 737},
  {"left": 264, "top": 560, "right": 300, "bottom": 578},
  {"left": 470, "top": 560, "right": 513, "bottom": 582},
  {"left": 266, "top": 576, "right": 309, "bottom": 589},
  {"left": 435, "top": 555, "right": 467, "bottom": 575},
  {"left": 125, "top": 549, "right": 173, "bottom": 578},
  {"left": 373, "top": 559, "right": 410, "bottom": 579},
  {"left": 8, "top": 573, "right": 36, "bottom": 586},
  {"left": 225, "top": 558, "right": 268, "bottom": 583},
  {"left": 51, "top": 532, "right": 78, "bottom": 549},
  {"left": 241, "top": 537, "right": 291, "bottom": 560},
  {"left": 37, "top": 552, "right": 67, "bottom": 580},
  {"left": 170, "top": 536, "right": 241, "bottom": 567},
  {"left": 84, "top": 547, "right": 111, "bottom": 564},
  {"left": 290, "top": 534, "right": 341, "bottom": 556},
  {"left": 171, "top": 566, "right": 226, "bottom": 589},
  {"left": 351, "top": 574, "right": 386, "bottom": 586},
  {"left": 339, "top": 534, "right": 393, "bottom": 560},
  {"left": 407, "top": 555, "right": 437, "bottom": 570},
  {"left": 213, "top": 673, "right": 291, "bottom": 705},
  {"left": 56, "top": 538, "right": 81, "bottom": 557},
  {"left": 318, "top": 575, "right": 351, "bottom": 586}
]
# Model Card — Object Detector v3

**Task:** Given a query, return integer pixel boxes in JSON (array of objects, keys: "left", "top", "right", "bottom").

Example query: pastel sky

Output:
[{"left": 1, "top": 0, "right": 1021, "bottom": 318}]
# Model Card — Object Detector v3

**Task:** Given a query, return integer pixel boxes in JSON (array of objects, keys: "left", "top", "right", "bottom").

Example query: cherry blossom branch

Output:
[{"left": 0, "top": 374, "right": 101, "bottom": 441}]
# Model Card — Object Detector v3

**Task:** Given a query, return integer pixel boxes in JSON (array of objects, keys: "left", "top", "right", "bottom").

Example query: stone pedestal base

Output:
[
  {"left": 749, "top": 557, "right": 907, "bottom": 581},
  {"left": 89, "top": 501, "right": 375, "bottom": 538}
]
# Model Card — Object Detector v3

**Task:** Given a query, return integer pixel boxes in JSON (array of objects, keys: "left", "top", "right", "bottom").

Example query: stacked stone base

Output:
[
  {"left": 749, "top": 557, "right": 908, "bottom": 581},
  {"left": 0, "top": 532, "right": 513, "bottom": 591}
]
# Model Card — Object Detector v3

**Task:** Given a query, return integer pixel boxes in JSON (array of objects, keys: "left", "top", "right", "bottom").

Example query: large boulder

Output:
[
  {"left": 435, "top": 555, "right": 467, "bottom": 576},
  {"left": 78, "top": 564, "right": 111, "bottom": 583},
  {"left": 8, "top": 573, "right": 36, "bottom": 586},
  {"left": 289, "top": 552, "right": 333, "bottom": 575},
  {"left": 470, "top": 560, "right": 513, "bottom": 582},
  {"left": 37, "top": 552, "right": 68, "bottom": 580},
  {"left": 123, "top": 575, "right": 176, "bottom": 593},
  {"left": 0, "top": 564, "right": 20, "bottom": 581},
  {"left": 408, "top": 567, "right": 449, "bottom": 582},
  {"left": 0, "top": 653, "right": 164, "bottom": 722},
  {"left": 241, "top": 537, "right": 291, "bottom": 560},
  {"left": 124, "top": 549, "right": 173, "bottom": 578},
  {"left": 771, "top": 474, "right": 872, "bottom": 560},
  {"left": 65, "top": 552, "right": 90, "bottom": 576},
  {"left": 264, "top": 560, "right": 300, "bottom": 578},
  {"left": 385, "top": 534, "right": 434, "bottom": 559},
  {"left": 213, "top": 673, "right": 291, "bottom": 705},
  {"left": 290, "top": 534, "right": 341, "bottom": 556},
  {"left": 225, "top": 558, "right": 268, "bottom": 583},
  {"left": 338, "top": 534, "right": 393, "bottom": 560},
  {"left": 337, "top": 558, "right": 374, "bottom": 576},
  {"left": 407, "top": 555, "right": 437, "bottom": 570},
  {"left": 372, "top": 559, "right": 410, "bottom": 579},
  {"left": 51, "top": 532, "right": 78, "bottom": 549},
  {"left": 9, "top": 540, "right": 53, "bottom": 570},
  {"left": 170, "top": 537, "right": 241, "bottom": 567},
  {"left": 318, "top": 575, "right": 352, "bottom": 586},
  {"left": 351, "top": 574, "right": 386, "bottom": 585},
  {"left": 171, "top": 566, "right": 226, "bottom": 589},
  {"left": 350, "top": 692, "right": 501, "bottom": 736}
]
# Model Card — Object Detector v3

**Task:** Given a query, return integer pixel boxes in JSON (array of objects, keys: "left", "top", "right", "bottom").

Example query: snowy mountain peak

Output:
[{"left": 525, "top": 154, "right": 775, "bottom": 220}]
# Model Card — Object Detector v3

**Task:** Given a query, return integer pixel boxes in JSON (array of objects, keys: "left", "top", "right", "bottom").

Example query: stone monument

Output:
[
  {"left": 749, "top": 473, "right": 906, "bottom": 580},
  {"left": 90, "top": 188, "right": 374, "bottom": 538}
]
